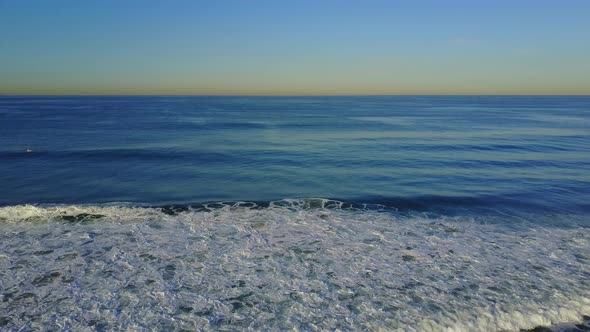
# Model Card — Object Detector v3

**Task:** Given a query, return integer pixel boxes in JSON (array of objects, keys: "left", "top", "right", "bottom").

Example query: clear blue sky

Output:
[{"left": 1, "top": 0, "right": 589, "bottom": 95}]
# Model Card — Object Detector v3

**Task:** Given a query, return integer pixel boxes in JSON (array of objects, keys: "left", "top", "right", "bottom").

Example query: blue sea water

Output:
[{"left": 0, "top": 96, "right": 589, "bottom": 331}]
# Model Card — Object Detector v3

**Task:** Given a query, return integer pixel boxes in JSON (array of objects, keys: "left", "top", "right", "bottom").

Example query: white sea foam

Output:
[
  {"left": 0, "top": 204, "right": 161, "bottom": 223},
  {"left": 0, "top": 201, "right": 588, "bottom": 331}
]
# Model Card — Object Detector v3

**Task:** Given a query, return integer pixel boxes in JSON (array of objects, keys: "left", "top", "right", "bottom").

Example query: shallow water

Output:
[
  {"left": 0, "top": 201, "right": 588, "bottom": 331},
  {"left": 0, "top": 96, "right": 589, "bottom": 330}
]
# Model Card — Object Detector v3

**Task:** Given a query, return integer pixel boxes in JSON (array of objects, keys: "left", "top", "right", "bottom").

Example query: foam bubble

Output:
[{"left": 0, "top": 201, "right": 588, "bottom": 330}]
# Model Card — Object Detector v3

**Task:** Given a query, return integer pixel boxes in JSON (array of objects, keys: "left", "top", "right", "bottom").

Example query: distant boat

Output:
[{"left": 25, "top": 148, "right": 32, "bottom": 153}]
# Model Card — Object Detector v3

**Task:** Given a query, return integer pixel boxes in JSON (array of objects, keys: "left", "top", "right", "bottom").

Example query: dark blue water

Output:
[
  {"left": 1, "top": 96, "right": 589, "bottom": 331},
  {"left": 1, "top": 96, "right": 589, "bottom": 211}
]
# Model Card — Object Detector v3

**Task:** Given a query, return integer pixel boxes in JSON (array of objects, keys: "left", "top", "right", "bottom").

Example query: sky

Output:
[{"left": 0, "top": 0, "right": 589, "bottom": 95}]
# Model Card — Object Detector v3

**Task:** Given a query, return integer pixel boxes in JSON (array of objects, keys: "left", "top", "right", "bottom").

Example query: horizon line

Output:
[{"left": 1, "top": 93, "right": 589, "bottom": 97}]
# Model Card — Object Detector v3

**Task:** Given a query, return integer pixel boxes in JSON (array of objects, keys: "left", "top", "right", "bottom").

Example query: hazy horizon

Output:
[
  {"left": 1, "top": 0, "right": 589, "bottom": 95},
  {"left": 2, "top": 93, "right": 590, "bottom": 97}
]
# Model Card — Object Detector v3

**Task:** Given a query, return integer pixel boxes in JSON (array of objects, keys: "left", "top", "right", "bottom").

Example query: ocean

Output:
[{"left": 0, "top": 96, "right": 589, "bottom": 331}]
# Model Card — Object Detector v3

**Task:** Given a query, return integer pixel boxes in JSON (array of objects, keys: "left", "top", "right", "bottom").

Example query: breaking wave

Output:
[{"left": 0, "top": 199, "right": 588, "bottom": 331}]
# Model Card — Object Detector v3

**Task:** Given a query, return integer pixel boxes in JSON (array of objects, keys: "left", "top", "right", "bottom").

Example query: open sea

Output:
[{"left": 0, "top": 96, "right": 589, "bottom": 331}]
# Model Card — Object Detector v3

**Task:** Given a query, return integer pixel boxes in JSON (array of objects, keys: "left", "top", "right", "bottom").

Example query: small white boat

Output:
[{"left": 25, "top": 148, "right": 32, "bottom": 153}]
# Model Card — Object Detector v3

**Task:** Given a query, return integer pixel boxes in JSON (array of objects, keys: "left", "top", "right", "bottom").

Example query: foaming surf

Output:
[{"left": 0, "top": 199, "right": 588, "bottom": 331}]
